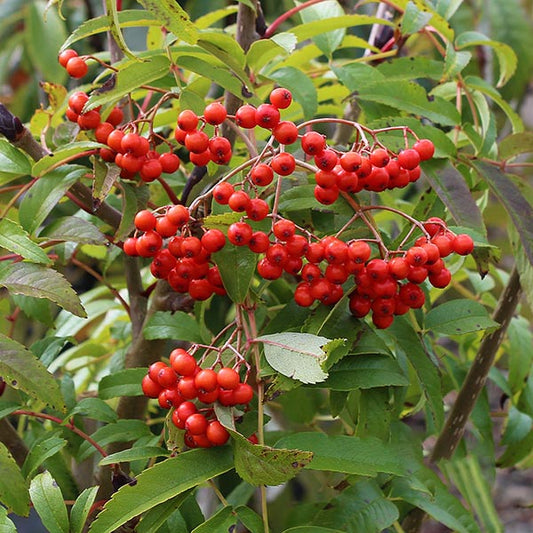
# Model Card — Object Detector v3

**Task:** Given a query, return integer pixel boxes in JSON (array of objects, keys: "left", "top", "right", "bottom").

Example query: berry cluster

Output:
[
  {"left": 141, "top": 348, "right": 253, "bottom": 448},
  {"left": 123, "top": 207, "right": 227, "bottom": 301},
  {"left": 58, "top": 49, "right": 88, "bottom": 79}
]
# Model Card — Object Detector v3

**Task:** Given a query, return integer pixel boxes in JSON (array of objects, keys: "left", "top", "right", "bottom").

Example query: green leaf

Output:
[
  {"left": 0, "top": 506, "right": 17, "bottom": 533},
  {"left": 275, "top": 433, "right": 407, "bottom": 477},
  {"left": 394, "top": 0, "right": 454, "bottom": 40},
  {"left": 426, "top": 300, "right": 499, "bottom": 335},
  {"left": 456, "top": 31, "right": 517, "bottom": 87},
  {"left": 195, "top": 7, "right": 239, "bottom": 30},
  {"left": 322, "top": 354, "right": 409, "bottom": 391},
  {"left": 376, "top": 57, "right": 444, "bottom": 83},
  {"left": 235, "top": 506, "right": 263, "bottom": 533},
  {"left": 138, "top": 0, "right": 198, "bottom": 44},
  {"left": 99, "top": 446, "right": 170, "bottom": 466},
  {"left": 268, "top": 67, "right": 318, "bottom": 120},
  {"left": 19, "top": 165, "right": 87, "bottom": 234},
  {"left": 98, "top": 368, "right": 147, "bottom": 399},
  {"left": 67, "top": 397, "right": 118, "bottom": 423},
  {"left": 77, "top": 420, "right": 152, "bottom": 461},
  {"left": 29, "top": 471, "right": 69, "bottom": 533},
  {"left": 70, "top": 486, "right": 99, "bottom": 533},
  {"left": 391, "top": 466, "right": 481, "bottom": 533},
  {"left": 0, "top": 334, "right": 65, "bottom": 412},
  {"left": 401, "top": 1, "right": 432, "bottom": 35},
  {"left": 507, "top": 316, "right": 533, "bottom": 394},
  {"left": 213, "top": 244, "right": 256, "bottom": 304},
  {"left": 443, "top": 42, "right": 471, "bottom": 79},
  {"left": 92, "top": 157, "right": 120, "bottom": 209},
  {"left": 31, "top": 142, "right": 102, "bottom": 178},
  {"left": 89, "top": 448, "right": 233, "bottom": 533},
  {"left": 25, "top": 1, "right": 67, "bottom": 83},
  {"left": 191, "top": 507, "right": 236, "bottom": 533},
  {"left": 257, "top": 332, "right": 330, "bottom": 384},
  {"left": 299, "top": 0, "right": 345, "bottom": 57},
  {"left": 497, "top": 428, "right": 533, "bottom": 467},
  {"left": 0, "top": 401, "right": 22, "bottom": 419},
  {"left": 144, "top": 310, "right": 205, "bottom": 343},
  {"left": 87, "top": 55, "right": 171, "bottom": 111},
  {"left": 0, "top": 262, "right": 86, "bottom": 317},
  {"left": 246, "top": 33, "right": 297, "bottom": 72},
  {"left": 104, "top": 0, "right": 139, "bottom": 61},
  {"left": 0, "top": 140, "right": 31, "bottom": 184},
  {"left": 39, "top": 216, "right": 106, "bottom": 245},
  {"left": 423, "top": 164, "right": 485, "bottom": 233},
  {"left": 22, "top": 432, "right": 68, "bottom": 478},
  {"left": 115, "top": 182, "right": 144, "bottom": 242},
  {"left": 0, "top": 218, "right": 51, "bottom": 264},
  {"left": 12, "top": 294, "right": 53, "bottom": 326},
  {"left": 284, "top": 528, "right": 343, "bottom": 533},
  {"left": 385, "top": 318, "right": 444, "bottom": 428},
  {"left": 0, "top": 441, "right": 30, "bottom": 516},
  {"left": 475, "top": 162, "right": 533, "bottom": 265},
  {"left": 136, "top": 493, "right": 192, "bottom": 533},
  {"left": 312, "top": 480, "right": 399, "bottom": 532},
  {"left": 499, "top": 132, "right": 533, "bottom": 161}
]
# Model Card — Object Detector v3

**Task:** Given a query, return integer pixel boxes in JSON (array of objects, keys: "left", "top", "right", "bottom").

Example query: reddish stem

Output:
[
  {"left": 12, "top": 410, "right": 109, "bottom": 458},
  {"left": 156, "top": 175, "right": 180, "bottom": 205},
  {"left": 264, "top": 0, "right": 327, "bottom": 39}
]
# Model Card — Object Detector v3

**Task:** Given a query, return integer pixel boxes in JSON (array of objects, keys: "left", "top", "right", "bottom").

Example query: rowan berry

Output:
[
  {"left": 301, "top": 131, "right": 326, "bottom": 155},
  {"left": 201, "top": 229, "right": 226, "bottom": 253},
  {"left": 369, "top": 148, "right": 390, "bottom": 168},
  {"left": 203, "top": 102, "right": 227, "bottom": 125},
  {"left": 249, "top": 231, "right": 271, "bottom": 253},
  {"left": 273, "top": 121, "right": 299, "bottom": 145},
  {"left": 324, "top": 238, "right": 348, "bottom": 264},
  {"left": 257, "top": 258, "right": 283, "bottom": 280},
  {"left": 246, "top": 198, "right": 270, "bottom": 221},
  {"left": 217, "top": 367, "right": 240, "bottom": 390},
  {"left": 95, "top": 122, "right": 114, "bottom": 144},
  {"left": 255, "top": 104, "right": 280, "bottom": 129},
  {"left": 364, "top": 167, "right": 389, "bottom": 192},
  {"left": 77, "top": 110, "right": 100, "bottom": 130},
  {"left": 424, "top": 217, "right": 446, "bottom": 237},
  {"left": 349, "top": 293, "right": 371, "bottom": 318},
  {"left": 141, "top": 375, "right": 162, "bottom": 398},
  {"left": 399, "top": 283, "right": 425, "bottom": 308},
  {"left": 106, "top": 129, "right": 125, "bottom": 153},
  {"left": 235, "top": 104, "right": 257, "bottom": 128},
  {"left": 212, "top": 182, "right": 235, "bottom": 204},
  {"left": 314, "top": 184, "right": 339, "bottom": 205},
  {"left": 198, "top": 388, "right": 219, "bottom": 404},
  {"left": 134, "top": 210, "right": 156, "bottom": 232},
  {"left": 123, "top": 237, "right": 138, "bottom": 256},
  {"left": 285, "top": 234, "right": 308, "bottom": 257},
  {"left": 315, "top": 170, "right": 337, "bottom": 188},
  {"left": 185, "top": 131, "right": 209, "bottom": 153},
  {"left": 177, "top": 109, "right": 199, "bottom": 132},
  {"left": 429, "top": 267, "right": 452, "bottom": 288},
  {"left": 452, "top": 234, "right": 474, "bottom": 255},
  {"left": 58, "top": 49, "right": 78, "bottom": 68},
  {"left": 273, "top": 219, "right": 296, "bottom": 241},
  {"left": 407, "top": 266, "right": 428, "bottom": 284},
  {"left": 388, "top": 257, "right": 409, "bottom": 279},
  {"left": 250, "top": 164, "right": 274, "bottom": 187},
  {"left": 305, "top": 241, "right": 325, "bottom": 263},
  {"left": 206, "top": 421, "right": 230, "bottom": 446},
  {"left": 106, "top": 106, "right": 124, "bottom": 126},
  {"left": 178, "top": 376, "right": 198, "bottom": 399},
  {"left": 413, "top": 139, "right": 435, "bottom": 161},
  {"left": 66, "top": 56, "right": 88, "bottom": 78},
  {"left": 294, "top": 283, "right": 315, "bottom": 307},
  {"left": 366, "top": 259, "right": 389, "bottom": 281},
  {"left": 266, "top": 243, "right": 289, "bottom": 266},
  {"left": 372, "top": 313, "right": 394, "bottom": 329},
  {"left": 232, "top": 382, "right": 254, "bottom": 404},
  {"left": 348, "top": 241, "right": 371, "bottom": 264},
  {"left": 136, "top": 230, "right": 163, "bottom": 256},
  {"left": 398, "top": 148, "right": 421, "bottom": 170},
  {"left": 405, "top": 246, "right": 428, "bottom": 267},
  {"left": 194, "top": 368, "right": 218, "bottom": 392},
  {"left": 170, "top": 349, "right": 197, "bottom": 376},
  {"left": 432, "top": 233, "right": 454, "bottom": 257},
  {"left": 157, "top": 366, "right": 178, "bottom": 388},
  {"left": 271, "top": 152, "right": 296, "bottom": 176},
  {"left": 227, "top": 222, "right": 253, "bottom": 245},
  {"left": 340, "top": 151, "right": 362, "bottom": 172},
  {"left": 315, "top": 149, "right": 338, "bottom": 171},
  {"left": 269, "top": 87, "right": 292, "bottom": 109}
]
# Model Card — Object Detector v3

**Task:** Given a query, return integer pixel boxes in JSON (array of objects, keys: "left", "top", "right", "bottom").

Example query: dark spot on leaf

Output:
[
  {"left": 228, "top": 527, "right": 236, "bottom": 533},
  {"left": 11, "top": 380, "right": 17, "bottom": 387},
  {"left": 476, "top": 324, "right": 480, "bottom": 328},
  {"left": 292, "top": 462, "right": 299, "bottom": 468},
  {"left": 323, "top": 503, "right": 334, "bottom": 510},
  {"left": 94, "top": 75, "right": 116, "bottom": 94},
  {"left": 241, "top": 85, "right": 253, "bottom": 98},
  {"left": 52, "top": 480, "right": 59, "bottom": 487},
  {"left": 427, "top": 94, "right": 434, "bottom": 102}
]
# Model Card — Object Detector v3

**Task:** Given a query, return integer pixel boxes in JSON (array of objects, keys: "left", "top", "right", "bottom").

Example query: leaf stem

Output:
[{"left": 263, "top": 0, "right": 327, "bottom": 39}]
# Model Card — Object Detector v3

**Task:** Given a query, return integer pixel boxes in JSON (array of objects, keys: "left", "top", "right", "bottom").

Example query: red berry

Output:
[
  {"left": 170, "top": 349, "right": 198, "bottom": 376},
  {"left": 305, "top": 241, "right": 325, "bottom": 263},
  {"left": 157, "top": 366, "right": 178, "bottom": 388},
  {"left": 228, "top": 190, "right": 251, "bottom": 212},
  {"left": 201, "top": 229, "right": 226, "bottom": 253},
  {"left": 77, "top": 110, "right": 101, "bottom": 130},
  {"left": 413, "top": 139, "right": 435, "bottom": 161},
  {"left": 257, "top": 258, "right": 283, "bottom": 280},
  {"left": 59, "top": 49, "right": 78, "bottom": 68},
  {"left": 314, "top": 184, "right": 339, "bottom": 205},
  {"left": 405, "top": 246, "right": 428, "bottom": 267},
  {"left": 141, "top": 375, "right": 162, "bottom": 398},
  {"left": 232, "top": 382, "right": 254, "bottom": 404},
  {"left": 185, "top": 131, "right": 209, "bottom": 154},
  {"left": 271, "top": 152, "right": 295, "bottom": 176},
  {"left": 235, "top": 104, "right": 257, "bottom": 128},
  {"left": 166, "top": 205, "right": 189, "bottom": 227},
  {"left": 217, "top": 367, "right": 240, "bottom": 390},
  {"left": 294, "top": 283, "right": 315, "bottom": 307},
  {"left": 106, "top": 129, "right": 125, "bottom": 153},
  {"left": 266, "top": 243, "right": 288, "bottom": 266},
  {"left": 68, "top": 92, "right": 89, "bottom": 115},
  {"left": 324, "top": 238, "right": 348, "bottom": 264},
  {"left": 315, "top": 149, "right": 338, "bottom": 171},
  {"left": 159, "top": 152, "right": 180, "bottom": 173},
  {"left": 134, "top": 210, "right": 156, "bottom": 231},
  {"left": 432, "top": 234, "right": 454, "bottom": 257},
  {"left": 177, "top": 110, "right": 199, "bottom": 132},
  {"left": 106, "top": 107, "right": 124, "bottom": 126},
  {"left": 452, "top": 234, "right": 474, "bottom": 255},
  {"left": 348, "top": 241, "right": 371, "bottom": 264},
  {"left": 315, "top": 170, "right": 337, "bottom": 188},
  {"left": 249, "top": 231, "right": 271, "bottom": 253},
  {"left": 246, "top": 198, "right": 270, "bottom": 221},
  {"left": 424, "top": 217, "right": 446, "bottom": 237},
  {"left": 369, "top": 148, "right": 390, "bottom": 168},
  {"left": 95, "top": 122, "right": 114, "bottom": 144},
  {"left": 178, "top": 376, "right": 198, "bottom": 399},
  {"left": 269, "top": 87, "right": 292, "bottom": 109},
  {"left": 372, "top": 313, "right": 394, "bottom": 329},
  {"left": 272, "top": 121, "right": 299, "bottom": 145},
  {"left": 136, "top": 230, "right": 163, "bottom": 257},
  {"left": 203, "top": 102, "right": 227, "bottom": 125},
  {"left": 398, "top": 148, "right": 421, "bottom": 170},
  {"left": 340, "top": 152, "right": 362, "bottom": 172},
  {"left": 388, "top": 257, "right": 409, "bottom": 279},
  {"left": 140, "top": 158, "right": 163, "bottom": 182},
  {"left": 186, "top": 413, "right": 208, "bottom": 435},
  {"left": 399, "top": 282, "right": 425, "bottom": 308},
  {"left": 212, "top": 182, "right": 235, "bottom": 205},
  {"left": 206, "top": 421, "right": 230, "bottom": 446},
  {"left": 366, "top": 259, "right": 389, "bottom": 281},
  {"left": 285, "top": 234, "right": 308, "bottom": 257},
  {"left": 255, "top": 104, "right": 280, "bottom": 129},
  {"left": 349, "top": 293, "right": 371, "bottom": 318},
  {"left": 227, "top": 222, "right": 253, "bottom": 245},
  {"left": 429, "top": 267, "right": 452, "bottom": 288},
  {"left": 194, "top": 368, "right": 218, "bottom": 392},
  {"left": 66, "top": 56, "right": 88, "bottom": 78},
  {"left": 273, "top": 219, "right": 295, "bottom": 241},
  {"left": 301, "top": 131, "right": 326, "bottom": 155},
  {"left": 123, "top": 237, "right": 138, "bottom": 256},
  {"left": 250, "top": 164, "right": 274, "bottom": 187}
]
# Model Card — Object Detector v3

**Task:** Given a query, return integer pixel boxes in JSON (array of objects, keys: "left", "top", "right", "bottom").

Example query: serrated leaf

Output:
[
  {"left": 322, "top": 354, "right": 409, "bottom": 391},
  {"left": 0, "top": 218, "right": 51, "bottom": 264},
  {"left": 499, "top": 132, "right": 533, "bottom": 161},
  {"left": 144, "top": 310, "right": 205, "bottom": 343},
  {"left": 13, "top": 293, "right": 55, "bottom": 326},
  {"left": 31, "top": 142, "right": 102, "bottom": 178},
  {"left": 284, "top": 528, "right": 342, "bottom": 533},
  {"left": 425, "top": 300, "right": 498, "bottom": 335},
  {"left": 394, "top": 0, "right": 454, "bottom": 40},
  {"left": 235, "top": 505, "right": 263, "bottom": 533},
  {"left": 0, "top": 140, "right": 31, "bottom": 184},
  {"left": 0, "top": 506, "right": 17, "bottom": 532},
  {"left": 268, "top": 67, "right": 318, "bottom": 120},
  {"left": 401, "top": 1, "right": 432, "bottom": 34},
  {"left": 0, "top": 334, "right": 65, "bottom": 411},
  {"left": 67, "top": 397, "right": 118, "bottom": 423},
  {"left": 60, "top": 10, "right": 160, "bottom": 51},
  {"left": 138, "top": 0, "right": 198, "bottom": 45},
  {"left": 0, "top": 442, "right": 30, "bottom": 516},
  {"left": 0, "top": 262, "right": 86, "bottom": 317},
  {"left": 385, "top": 318, "right": 444, "bottom": 428},
  {"left": 213, "top": 244, "right": 256, "bottom": 304},
  {"left": 104, "top": 0, "right": 139, "bottom": 61},
  {"left": 191, "top": 507, "right": 236, "bottom": 533},
  {"left": 86, "top": 55, "right": 171, "bottom": 111},
  {"left": 89, "top": 448, "right": 233, "bottom": 533},
  {"left": 136, "top": 493, "right": 192, "bottom": 533},
  {"left": 300, "top": 0, "right": 345, "bottom": 57},
  {"left": 424, "top": 164, "right": 485, "bottom": 233},
  {"left": 0, "top": 401, "right": 22, "bottom": 419},
  {"left": 312, "top": 480, "right": 399, "bottom": 532},
  {"left": 92, "top": 157, "right": 120, "bottom": 209},
  {"left": 19, "top": 165, "right": 87, "bottom": 234},
  {"left": 29, "top": 471, "right": 68, "bottom": 533},
  {"left": 22, "top": 432, "right": 67, "bottom": 479},
  {"left": 195, "top": 6, "right": 239, "bottom": 30},
  {"left": 77, "top": 420, "right": 151, "bottom": 461},
  {"left": 26, "top": 1, "right": 67, "bottom": 83},
  {"left": 456, "top": 30, "right": 517, "bottom": 87},
  {"left": 39, "top": 216, "right": 106, "bottom": 245},
  {"left": 257, "top": 332, "right": 330, "bottom": 384},
  {"left": 276, "top": 433, "right": 407, "bottom": 477},
  {"left": 246, "top": 33, "right": 296, "bottom": 72},
  {"left": 70, "top": 486, "right": 99, "bottom": 533},
  {"left": 115, "top": 182, "right": 143, "bottom": 241},
  {"left": 475, "top": 162, "right": 533, "bottom": 265},
  {"left": 443, "top": 42, "right": 471, "bottom": 79},
  {"left": 98, "top": 446, "right": 170, "bottom": 466},
  {"left": 98, "top": 368, "right": 147, "bottom": 399}
]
